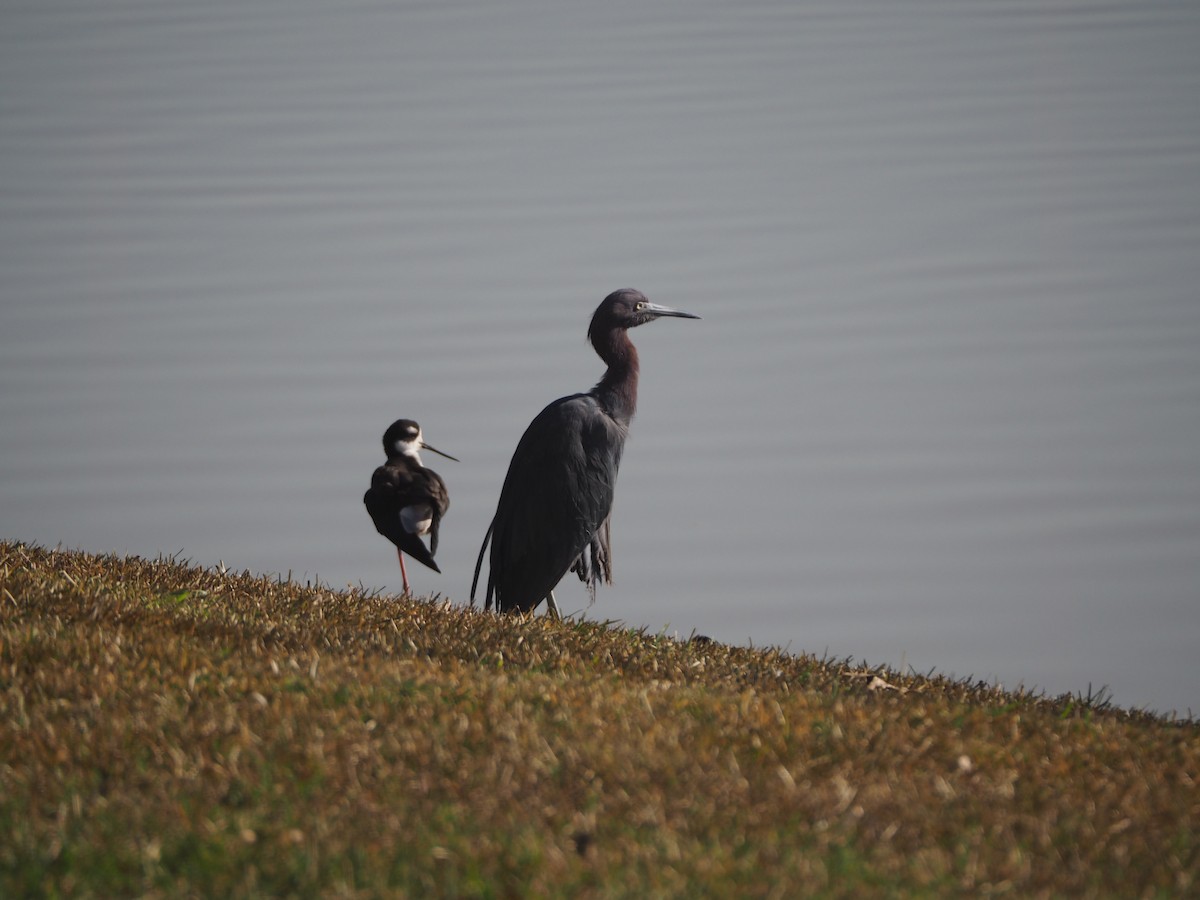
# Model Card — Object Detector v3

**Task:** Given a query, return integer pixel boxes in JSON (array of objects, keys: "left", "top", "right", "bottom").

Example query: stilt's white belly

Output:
[{"left": 401, "top": 503, "right": 433, "bottom": 536}]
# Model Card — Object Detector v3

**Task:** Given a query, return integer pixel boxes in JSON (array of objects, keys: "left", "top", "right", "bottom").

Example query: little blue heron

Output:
[
  {"left": 471, "top": 289, "right": 700, "bottom": 616},
  {"left": 364, "top": 419, "right": 457, "bottom": 595}
]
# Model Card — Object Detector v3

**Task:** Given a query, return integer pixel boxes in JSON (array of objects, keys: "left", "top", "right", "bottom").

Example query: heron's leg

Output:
[
  {"left": 544, "top": 591, "right": 561, "bottom": 620},
  {"left": 397, "top": 548, "right": 411, "bottom": 596}
]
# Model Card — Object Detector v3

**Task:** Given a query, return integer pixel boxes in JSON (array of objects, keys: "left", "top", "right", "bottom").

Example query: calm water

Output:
[{"left": 2, "top": 0, "right": 1198, "bottom": 713}]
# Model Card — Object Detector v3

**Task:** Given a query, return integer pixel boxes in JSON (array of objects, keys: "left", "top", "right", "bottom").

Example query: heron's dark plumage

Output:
[
  {"left": 472, "top": 289, "right": 698, "bottom": 614},
  {"left": 483, "top": 393, "right": 625, "bottom": 611}
]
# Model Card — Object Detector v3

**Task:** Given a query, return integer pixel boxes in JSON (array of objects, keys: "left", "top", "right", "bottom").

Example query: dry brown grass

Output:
[{"left": 1, "top": 540, "right": 1196, "bottom": 897}]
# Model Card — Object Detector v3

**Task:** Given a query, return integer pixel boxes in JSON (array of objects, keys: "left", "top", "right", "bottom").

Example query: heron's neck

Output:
[{"left": 591, "top": 328, "right": 639, "bottom": 425}]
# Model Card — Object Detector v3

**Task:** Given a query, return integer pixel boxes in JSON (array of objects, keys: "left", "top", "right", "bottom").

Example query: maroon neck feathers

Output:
[{"left": 590, "top": 326, "right": 640, "bottom": 425}]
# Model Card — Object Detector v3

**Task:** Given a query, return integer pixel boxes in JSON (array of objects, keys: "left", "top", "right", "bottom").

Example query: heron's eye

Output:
[{"left": 635, "top": 302, "right": 645, "bottom": 310}]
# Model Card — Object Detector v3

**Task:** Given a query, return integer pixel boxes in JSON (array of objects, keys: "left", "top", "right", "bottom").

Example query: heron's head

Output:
[
  {"left": 588, "top": 289, "right": 700, "bottom": 342},
  {"left": 381, "top": 419, "right": 458, "bottom": 463}
]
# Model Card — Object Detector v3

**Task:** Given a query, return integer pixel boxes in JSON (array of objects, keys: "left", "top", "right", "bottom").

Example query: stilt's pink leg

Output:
[{"left": 397, "top": 548, "right": 411, "bottom": 595}]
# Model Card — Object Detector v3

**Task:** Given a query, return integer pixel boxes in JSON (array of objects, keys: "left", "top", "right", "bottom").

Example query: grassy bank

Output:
[{"left": 1, "top": 540, "right": 1196, "bottom": 897}]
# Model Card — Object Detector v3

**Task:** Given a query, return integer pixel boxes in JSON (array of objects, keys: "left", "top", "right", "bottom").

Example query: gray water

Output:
[{"left": 3, "top": 0, "right": 1198, "bottom": 714}]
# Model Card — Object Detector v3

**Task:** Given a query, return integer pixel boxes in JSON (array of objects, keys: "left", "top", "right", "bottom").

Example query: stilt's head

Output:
[{"left": 381, "top": 419, "right": 458, "bottom": 465}]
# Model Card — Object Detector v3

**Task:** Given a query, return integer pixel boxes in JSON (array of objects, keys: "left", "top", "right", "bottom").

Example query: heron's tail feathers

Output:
[
  {"left": 470, "top": 518, "right": 495, "bottom": 610},
  {"left": 570, "top": 518, "right": 613, "bottom": 606}
]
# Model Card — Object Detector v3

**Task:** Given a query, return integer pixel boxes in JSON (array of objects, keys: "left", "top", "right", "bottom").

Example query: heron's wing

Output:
[{"left": 488, "top": 394, "right": 625, "bottom": 612}]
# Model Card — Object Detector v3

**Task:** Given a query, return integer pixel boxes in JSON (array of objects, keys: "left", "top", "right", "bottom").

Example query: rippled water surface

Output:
[{"left": 3, "top": 0, "right": 1198, "bottom": 712}]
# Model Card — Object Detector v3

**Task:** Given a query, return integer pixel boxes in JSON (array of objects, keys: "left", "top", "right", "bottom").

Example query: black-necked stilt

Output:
[
  {"left": 365, "top": 419, "right": 456, "bottom": 595},
  {"left": 471, "top": 289, "right": 699, "bottom": 617}
]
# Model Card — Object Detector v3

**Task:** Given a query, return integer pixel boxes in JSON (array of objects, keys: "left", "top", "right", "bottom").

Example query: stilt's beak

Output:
[
  {"left": 643, "top": 302, "right": 701, "bottom": 320},
  {"left": 421, "top": 442, "right": 459, "bottom": 462}
]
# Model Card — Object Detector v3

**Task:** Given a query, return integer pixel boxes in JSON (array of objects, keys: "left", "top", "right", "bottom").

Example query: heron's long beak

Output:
[
  {"left": 644, "top": 302, "right": 701, "bottom": 320},
  {"left": 421, "top": 442, "right": 459, "bottom": 462}
]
